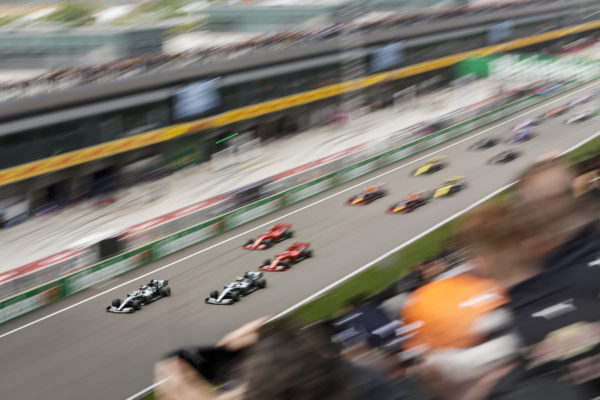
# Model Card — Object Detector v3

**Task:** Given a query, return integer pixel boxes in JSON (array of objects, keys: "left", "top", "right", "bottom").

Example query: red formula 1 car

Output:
[
  {"left": 243, "top": 223, "right": 293, "bottom": 250},
  {"left": 260, "top": 242, "right": 313, "bottom": 271},
  {"left": 346, "top": 184, "right": 387, "bottom": 206}
]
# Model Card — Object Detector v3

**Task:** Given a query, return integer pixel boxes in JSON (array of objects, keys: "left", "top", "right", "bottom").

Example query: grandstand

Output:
[
  {"left": 0, "top": 0, "right": 585, "bottom": 102},
  {"left": 0, "top": 27, "right": 164, "bottom": 71}
]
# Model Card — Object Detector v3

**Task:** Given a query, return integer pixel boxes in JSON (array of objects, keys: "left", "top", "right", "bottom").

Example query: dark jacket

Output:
[
  {"left": 489, "top": 365, "right": 586, "bottom": 400},
  {"left": 344, "top": 362, "right": 425, "bottom": 400},
  {"left": 508, "top": 224, "right": 600, "bottom": 396}
]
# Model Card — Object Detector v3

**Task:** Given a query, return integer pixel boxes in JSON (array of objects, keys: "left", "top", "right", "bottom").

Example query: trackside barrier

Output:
[
  {"left": 1, "top": 248, "right": 98, "bottom": 301},
  {"left": 0, "top": 245, "right": 155, "bottom": 325},
  {"left": 0, "top": 79, "right": 588, "bottom": 325},
  {"left": 63, "top": 245, "right": 154, "bottom": 297}
]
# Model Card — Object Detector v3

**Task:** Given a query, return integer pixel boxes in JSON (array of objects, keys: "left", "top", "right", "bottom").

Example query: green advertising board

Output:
[{"left": 456, "top": 54, "right": 600, "bottom": 82}]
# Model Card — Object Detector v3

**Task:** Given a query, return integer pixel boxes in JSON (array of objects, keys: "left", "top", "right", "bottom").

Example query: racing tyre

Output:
[
  {"left": 302, "top": 249, "right": 313, "bottom": 258},
  {"left": 245, "top": 239, "right": 254, "bottom": 246},
  {"left": 112, "top": 298, "right": 121, "bottom": 307},
  {"left": 263, "top": 259, "right": 271, "bottom": 266},
  {"left": 232, "top": 292, "right": 241, "bottom": 302},
  {"left": 210, "top": 290, "right": 218, "bottom": 299},
  {"left": 161, "top": 287, "right": 171, "bottom": 297},
  {"left": 257, "top": 278, "right": 267, "bottom": 289},
  {"left": 133, "top": 300, "right": 142, "bottom": 310}
]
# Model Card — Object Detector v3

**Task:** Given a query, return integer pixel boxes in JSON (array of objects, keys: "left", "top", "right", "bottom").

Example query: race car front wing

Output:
[
  {"left": 205, "top": 297, "right": 234, "bottom": 305},
  {"left": 106, "top": 306, "right": 135, "bottom": 313}
]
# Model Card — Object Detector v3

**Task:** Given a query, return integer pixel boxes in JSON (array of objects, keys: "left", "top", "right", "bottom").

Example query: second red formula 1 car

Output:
[
  {"left": 260, "top": 242, "right": 313, "bottom": 271},
  {"left": 346, "top": 184, "right": 387, "bottom": 206},
  {"left": 243, "top": 223, "right": 293, "bottom": 250}
]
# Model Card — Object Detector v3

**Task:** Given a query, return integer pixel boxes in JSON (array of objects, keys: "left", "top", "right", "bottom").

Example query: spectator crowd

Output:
[
  {"left": 154, "top": 153, "right": 600, "bottom": 399},
  {"left": 0, "top": 0, "right": 565, "bottom": 102}
]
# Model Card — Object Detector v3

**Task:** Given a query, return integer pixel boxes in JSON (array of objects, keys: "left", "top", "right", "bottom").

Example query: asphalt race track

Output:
[{"left": 2, "top": 82, "right": 600, "bottom": 400}]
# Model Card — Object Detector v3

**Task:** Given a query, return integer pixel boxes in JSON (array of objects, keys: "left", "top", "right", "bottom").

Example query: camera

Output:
[{"left": 166, "top": 346, "right": 247, "bottom": 385}]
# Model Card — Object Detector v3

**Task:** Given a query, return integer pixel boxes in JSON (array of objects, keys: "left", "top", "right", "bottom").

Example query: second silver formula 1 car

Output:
[{"left": 205, "top": 271, "right": 266, "bottom": 305}]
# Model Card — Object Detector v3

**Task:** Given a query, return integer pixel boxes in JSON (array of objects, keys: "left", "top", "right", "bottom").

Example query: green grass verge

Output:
[
  {"left": 286, "top": 213, "right": 461, "bottom": 325},
  {"left": 140, "top": 392, "right": 156, "bottom": 400},
  {"left": 564, "top": 133, "right": 600, "bottom": 164}
]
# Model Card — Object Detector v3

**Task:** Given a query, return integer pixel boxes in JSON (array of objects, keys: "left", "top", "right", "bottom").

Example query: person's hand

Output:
[
  {"left": 155, "top": 357, "right": 246, "bottom": 400},
  {"left": 216, "top": 316, "right": 270, "bottom": 351},
  {"left": 155, "top": 357, "right": 217, "bottom": 400},
  {"left": 572, "top": 170, "right": 599, "bottom": 197},
  {"left": 154, "top": 317, "right": 269, "bottom": 399}
]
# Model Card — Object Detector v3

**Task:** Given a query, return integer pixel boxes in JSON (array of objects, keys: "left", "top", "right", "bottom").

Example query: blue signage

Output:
[
  {"left": 371, "top": 41, "right": 405, "bottom": 73},
  {"left": 173, "top": 78, "right": 221, "bottom": 120},
  {"left": 487, "top": 20, "right": 514, "bottom": 45}
]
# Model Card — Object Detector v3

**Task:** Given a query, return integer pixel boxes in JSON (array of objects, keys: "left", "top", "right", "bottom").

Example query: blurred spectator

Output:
[
  {"left": 391, "top": 252, "right": 456, "bottom": 294},
  {"left": 401, "top": 273, "right": 584, "bottom": 400},
  {"left": 572, "top": 155, "right": 600, "bottom": 200},
  {"left": 515, "top": 159, "right": 600, "bottom": 296},
  {"left": 461, "top": 159, "right": 600, "bottom": 396},
  {"left": 156, "top": 318, "right": 423, "bottom": 400},
  {"left": 392, "top": 259, "right": 437, "bottom": 294},
  {"left": 375, "top": 248, "right": 471, "bottom": 319}
]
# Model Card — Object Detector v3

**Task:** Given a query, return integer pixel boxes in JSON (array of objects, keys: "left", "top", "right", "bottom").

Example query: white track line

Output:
[
  {"left": 119, "top": 90, "right": 600, "bottom": 399},
  {"left": 1, "top": 81, "right": 598, "bottom": 342},
  {"left": 124, "top": 379, "right": 167, "bottom": 400}
]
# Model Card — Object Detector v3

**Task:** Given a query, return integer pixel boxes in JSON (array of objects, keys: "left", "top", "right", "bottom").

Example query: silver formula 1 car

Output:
[
  {"left": 107, "top": 280, "right": 171, "bottom": 313},
  {"left": 205, "top": 272, "right": 266, "bottom": 305}
]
